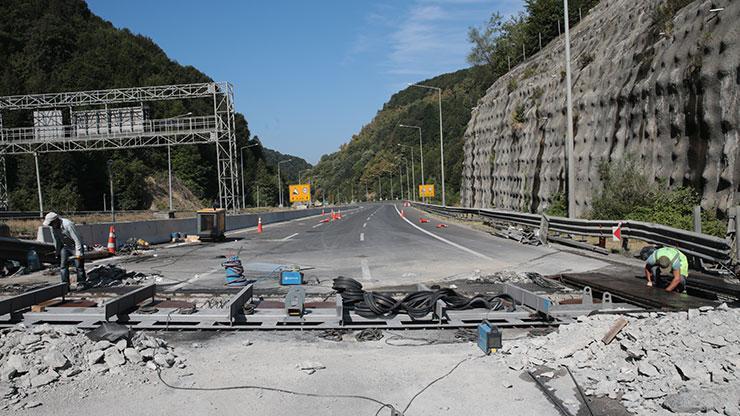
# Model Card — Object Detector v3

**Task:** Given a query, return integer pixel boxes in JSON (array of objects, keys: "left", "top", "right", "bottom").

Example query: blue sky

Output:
[{"left": 87, "top": 0, "right": 523, "bottom": 164}]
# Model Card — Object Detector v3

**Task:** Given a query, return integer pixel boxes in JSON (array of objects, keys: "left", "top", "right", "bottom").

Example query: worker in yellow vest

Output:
[{"left": 644, "top": 247, "right": 688, "bottom": 292}]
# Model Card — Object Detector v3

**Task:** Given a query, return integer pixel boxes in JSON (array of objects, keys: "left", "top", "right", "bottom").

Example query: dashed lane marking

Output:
[
  {"left": 360, "top": 233, "right": 365, "bottom": 242},
  {"left": 363, "top": 222, "right": 367, "bottom": 228},
  {"left": 360, "top": 258, "right": 372, "bottom": 280},
  {"left": 281, "top": 233, "right": 299, "bottom": 241}
]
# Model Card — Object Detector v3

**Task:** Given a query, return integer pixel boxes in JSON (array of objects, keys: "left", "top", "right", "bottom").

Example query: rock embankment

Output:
[{"left": 461, "top": 0, "right": 738, "bottom": 216}]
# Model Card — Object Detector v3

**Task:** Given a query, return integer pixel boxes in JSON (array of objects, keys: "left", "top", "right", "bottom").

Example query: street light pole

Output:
[
  {"left": 409, "top": 84, "right": 445, "bottom": 206},
  {"left": 277, "top": 159, "right": 292, "bottom": 207},
  {"left": 398, "top": 144, "right": 416, "bottom": 201},
  {"left": 33, "top": 152, "right": 43, "bottom": 218},
  {"left": 563, "top": 0, "right": 576, "bottom": 218},
  {"left": 107, "top": 159, "right": 115, "bottom": 223},
  {"left": 399, "top": 124, "right": 424, "bottom": 200},
  {"left": 240, "top": 143, "right": 259, "bottom": 209},
  {"left": 164, "top": 112, "right": 192, "bottom": 212}
]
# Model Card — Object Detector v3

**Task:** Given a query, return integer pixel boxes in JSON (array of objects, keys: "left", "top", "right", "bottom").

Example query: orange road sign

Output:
[
  {"left": 419, "top": 184, "right": 435, "bottom": 198},
  {"left": 289, "top": 184, "right": 311, "bottom": 203}
]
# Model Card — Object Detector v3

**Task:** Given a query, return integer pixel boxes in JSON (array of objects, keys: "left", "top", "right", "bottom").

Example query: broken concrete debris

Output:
[
  {"left": 0, "top": 324, "right": 185, "bottom": 411},
  {"left": 84, "top": 264, "right": 162, "bottom": 287},
  {"left": 498, "top": 306, "right": 740, "bottom": 415}
]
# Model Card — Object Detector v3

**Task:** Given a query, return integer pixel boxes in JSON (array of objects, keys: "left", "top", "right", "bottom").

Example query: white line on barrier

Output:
[
  {"left": 360, "top": 233, "right": 365, "bottom": 242},
  {"left": 393, "top": 204, "right": 494, "bottom": 261},
  {"left": 363, "top": 222, "right": 367, "bottom": 228}
]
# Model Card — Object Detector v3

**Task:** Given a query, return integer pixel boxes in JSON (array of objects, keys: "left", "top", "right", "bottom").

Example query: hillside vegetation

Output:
[
  {"left": 0, "top": 0, "right": 308, "bottom": 211},
  {"left": 311, "top": 0, "right": 599, "bottom": 204}
]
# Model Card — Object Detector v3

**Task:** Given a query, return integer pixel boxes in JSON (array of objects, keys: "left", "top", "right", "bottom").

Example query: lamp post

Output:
[
  {"left": 399, "top": 124, "right": 424, "bottom": 198},
  {"left": 397, "top": 144, "right": 416, "bottom": 201},
  {"left": 409, "top": 84, "right": 445, "bottom": 206},
  {"left": 33, "top": 152, "right": 43, "bottom": 218},
  {"left": 240, "top": 142, "right": 259, "bottom": 209},
  {"left": 163, "top": 112, "right": 192, "bottom": 212},
  {"left": 277, "top": 159, "right": 292, "bottom": 207},
  {"left": 107, "top": 159, "right": 115, "bottom": 223},
  {"left": 563, "top": 0, "right": 576, "bottom": 218}
]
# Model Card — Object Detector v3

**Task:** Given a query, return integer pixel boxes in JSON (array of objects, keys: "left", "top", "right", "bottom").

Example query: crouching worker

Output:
[
  {"left": 43, "top": 212, "right": 87, "bottom": 286},
  {"left": 644, "top": 247, "right": 688, "bottom": 293}
]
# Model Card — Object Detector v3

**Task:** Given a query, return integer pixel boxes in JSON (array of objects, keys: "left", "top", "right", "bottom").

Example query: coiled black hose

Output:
[{"left": 332, "top": 276, "right": 514, "bottom": 319}]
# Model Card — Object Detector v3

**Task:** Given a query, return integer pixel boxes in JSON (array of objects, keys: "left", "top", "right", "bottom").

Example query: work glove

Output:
[{"left": 646, "top": 281, "right": 653, "bottom": 287}]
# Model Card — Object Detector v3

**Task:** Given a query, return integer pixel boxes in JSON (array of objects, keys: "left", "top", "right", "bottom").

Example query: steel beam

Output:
[
  {"left": 226, "top": 284, "right": 253, "bottom": 324},
  {"left": 103, "top": 284, "right": 156, "bottom": 321},
  {"left": 0, "top": 283, "right": 67, "bottom": 316}
]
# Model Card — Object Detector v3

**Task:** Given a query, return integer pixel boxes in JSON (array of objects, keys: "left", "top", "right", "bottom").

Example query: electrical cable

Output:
[
  {"left": 333, "top": 277, "right": 515, "bottom": 320},
  {"left": 400, "top": 356, "right": 475, "bottom": 414},
  {"left": 156, "top": 368, "right": 397, "bottom": 414},
  {"left": 563, "top": 365, "right": 594, "bottom": 416}
]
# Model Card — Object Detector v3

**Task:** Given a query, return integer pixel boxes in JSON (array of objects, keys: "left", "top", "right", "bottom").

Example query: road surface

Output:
[{"left": 109, "top": 203, "right": 608, "bottom": 293}]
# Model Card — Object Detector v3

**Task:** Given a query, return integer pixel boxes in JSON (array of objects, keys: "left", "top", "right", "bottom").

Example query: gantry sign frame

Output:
[{"left": 0, "top": 82, "right": 239, "bottom": 212}]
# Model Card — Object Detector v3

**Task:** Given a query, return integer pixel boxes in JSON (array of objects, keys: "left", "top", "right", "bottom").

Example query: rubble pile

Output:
[
  {"left": 85, "top": 264, "right": 161, "bottom": 287},
  {"left": 471, "top": 271, "right": 566, "bottom": 290},
  {"left": 500, "top": 305, "right": 740, "bottom": 415},
  {"left": 0, "top": 324, "right": 185, "bottom": 411}
]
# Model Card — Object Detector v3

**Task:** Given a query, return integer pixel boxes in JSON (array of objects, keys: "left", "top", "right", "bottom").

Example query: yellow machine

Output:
[{"left": 196, "top": 208, "right": 226, "bottom": 241}]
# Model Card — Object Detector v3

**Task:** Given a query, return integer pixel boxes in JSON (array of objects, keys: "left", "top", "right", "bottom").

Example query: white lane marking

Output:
[
  {"left": 360, "top": 258, "right": 372, "bottom": 281},
  {"left": 367, "top": 217, "right": 371, "bottom": 221},
  {"left": 360, "top": 233, "right": 365, "bottom": 242},
  {"left": 363, "top": 222, "right": 367, "bottom": 228},
  {"left": 312, "top": 223, "right": 323, "bottom": 229},
  {"left": 170, "top": 266, "right": 221, "bottom": 291},
  {"left": 393, "top": 204, "right": 494, "bottom": 261},
  {"left": 282, "top": 233, "right": 299, "bottom": 241}
]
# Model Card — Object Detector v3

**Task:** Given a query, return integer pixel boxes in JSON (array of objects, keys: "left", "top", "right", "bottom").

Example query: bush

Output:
[
  {"left": 512, "top": 103, "right": 526, "bottom": 124},
  {"left": 507, "top": 78, "right": 518, "bottom": 93},
  {"left": 590, "top": 157, "right": 725, "bottom": 236},
  {"left": 545, "top": 192, "right": 567, "bottom": 217}
]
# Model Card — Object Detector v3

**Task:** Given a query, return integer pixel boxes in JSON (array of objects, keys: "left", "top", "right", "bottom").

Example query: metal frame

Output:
[
  {"left": 0, "top": 82, "right": 239, "bottom": 211},
  {"left": 0, "top": 282, "right": 642, "bottom": 331}
]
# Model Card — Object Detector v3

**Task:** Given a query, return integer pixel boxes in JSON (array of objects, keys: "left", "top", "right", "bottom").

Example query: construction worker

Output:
[
  {"left": 644, "top": 246, "right": 688, "bottom": 292},
  {"left": 43, "top": 212, "right": 87, "bottom": 285}
]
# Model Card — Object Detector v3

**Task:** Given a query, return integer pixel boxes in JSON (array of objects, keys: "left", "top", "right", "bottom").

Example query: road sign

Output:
[
  {"left": 612, "top": 222, "right": 622, "bottom": 241},
  {"left": 289, "top": 184, "right": 311, "bottom": 203},
  {"left": 419, "top": 184, "right": 435, "bottom": 198}
]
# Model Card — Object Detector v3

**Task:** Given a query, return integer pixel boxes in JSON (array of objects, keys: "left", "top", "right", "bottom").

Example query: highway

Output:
[{"left": 112, "top": 203, "right": 609, "bottom": 293}]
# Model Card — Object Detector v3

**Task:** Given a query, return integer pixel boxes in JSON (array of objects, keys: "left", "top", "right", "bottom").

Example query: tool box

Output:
[
  {"left": 477, "top": 320, "right": 502, "bottom": 354},
  {"left": 280, "top": 270, "right": 304, "bottom": 285}
]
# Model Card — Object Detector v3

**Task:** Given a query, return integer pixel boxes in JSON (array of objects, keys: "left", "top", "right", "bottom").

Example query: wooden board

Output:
[{"left": 560, "top": 272, "right": 715, "bottom": 309}]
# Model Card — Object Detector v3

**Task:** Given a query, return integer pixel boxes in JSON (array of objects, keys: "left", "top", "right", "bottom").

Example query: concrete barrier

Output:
[{"left": 38, "top": 206, "right": 354, "bottom": 247}]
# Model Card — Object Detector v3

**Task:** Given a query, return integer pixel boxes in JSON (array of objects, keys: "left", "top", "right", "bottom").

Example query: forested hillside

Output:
[
  {"left": 311, "top": 0, "right": 598, "bottom": 205},
  {"left": 0, "top": 0, "right": 307, "bottom": 211}
]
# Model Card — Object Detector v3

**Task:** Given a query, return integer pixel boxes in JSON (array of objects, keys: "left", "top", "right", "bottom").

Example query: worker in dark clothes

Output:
[
  {"left": 644, "top": 247, "right": 688, "bottom": 292},
  {"left": 43, "top": 212, "right": 87, "bottom": 286}
]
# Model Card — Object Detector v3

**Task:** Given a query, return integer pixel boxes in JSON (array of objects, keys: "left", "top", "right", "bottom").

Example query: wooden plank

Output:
[
  {"left": 601, "top": 317, "right": 628, "bottom": 345},
  {"left": 31, "top": 299, "right": 63, "bottom": 312},
  {"left": 560, "top": 272, "right": 714, "bottom": 310}
]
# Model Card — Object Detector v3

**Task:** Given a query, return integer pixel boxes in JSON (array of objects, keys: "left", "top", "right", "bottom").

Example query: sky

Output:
[{"left": 86, "top": 0, "right": 523, "bottom": 164}]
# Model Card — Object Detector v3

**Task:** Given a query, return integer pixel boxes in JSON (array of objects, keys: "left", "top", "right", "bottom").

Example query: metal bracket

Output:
[
  {"left": 582, "top": 287, "right": 593, "bottom": 306},
  {"left": 225, "top": 284, "right": 253, "bottom": 325},
  {"left": 602, "top": 292, "right": 612, "bottom": 305},
  {"left": 104, "top": 284, "right": 156, "bottom": 321},
  {"left": 503, "top": 283, "right": 554, "bottom": 315}
]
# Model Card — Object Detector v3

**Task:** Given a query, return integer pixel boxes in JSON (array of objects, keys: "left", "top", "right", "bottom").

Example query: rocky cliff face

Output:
[{"left": 461, "top": 0, "right": 738, "bottom": 217}]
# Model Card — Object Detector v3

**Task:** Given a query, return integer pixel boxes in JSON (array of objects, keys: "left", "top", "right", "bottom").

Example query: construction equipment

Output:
[
  {"left": 280, "top": 270, "right": 304, "bottom": 285},
  {"left": 477, "top": 320, "right": 502, "bottom": 354},
  {"left": 196, "top": 208, "right": 225, "bottom": 241}
]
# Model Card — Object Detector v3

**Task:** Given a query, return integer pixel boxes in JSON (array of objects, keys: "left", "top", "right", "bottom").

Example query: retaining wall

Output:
[{"left": 38, "top": 207, "right": 352, "bottom": 247}]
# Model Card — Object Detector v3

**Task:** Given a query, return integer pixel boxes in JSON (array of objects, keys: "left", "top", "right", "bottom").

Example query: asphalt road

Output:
[{"left": 107, "top": 203, "right": 608, "bottom": 293}]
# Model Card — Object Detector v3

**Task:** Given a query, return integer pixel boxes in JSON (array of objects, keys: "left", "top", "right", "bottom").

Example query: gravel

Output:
[
  {"left": 497, "top": 305, "right": 740, "bottom": 414},
  {"left": 0, "top": 324, "right": 186, "bottom": 411}
]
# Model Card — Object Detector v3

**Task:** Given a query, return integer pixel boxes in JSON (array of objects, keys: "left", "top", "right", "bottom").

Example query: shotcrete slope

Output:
[{"left": 461, "top": 0, "right": 739, "bottom": 216}]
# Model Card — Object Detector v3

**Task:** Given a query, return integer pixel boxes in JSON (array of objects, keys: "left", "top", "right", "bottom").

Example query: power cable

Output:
[{"left": 156, "top": 368, "right": 398, "bottom": 415}]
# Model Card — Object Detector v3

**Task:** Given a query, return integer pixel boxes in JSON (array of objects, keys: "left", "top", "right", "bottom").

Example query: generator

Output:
[{"left": 196, "top": 208, "right": 226, "bottom": 241}]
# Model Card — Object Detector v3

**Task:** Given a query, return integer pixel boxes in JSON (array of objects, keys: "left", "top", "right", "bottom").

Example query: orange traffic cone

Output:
[
  {"left": 107, "top": 226, "right": 116, "bottom": 254},
  {"left": 322, "top": 209, "right": 325, "bottom": 216},
  {"left": 400, "top": 209, "right": 405, "bottom": 218},
  {"left": 257, "top": 217, "right": 263, "bottom": 233}
]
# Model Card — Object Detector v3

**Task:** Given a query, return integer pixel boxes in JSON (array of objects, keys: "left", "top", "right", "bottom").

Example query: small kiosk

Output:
[{"left": 196, "top": 208, "right": 226, "bottom": 241}]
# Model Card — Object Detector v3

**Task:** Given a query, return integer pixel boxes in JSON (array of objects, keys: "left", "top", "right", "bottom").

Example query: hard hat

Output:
[
  {"left": 657, "top": 256, "right": 672, "bottom": 270},
  {"left": 43, "top": 212, "right": 59, "bottom": 226}
]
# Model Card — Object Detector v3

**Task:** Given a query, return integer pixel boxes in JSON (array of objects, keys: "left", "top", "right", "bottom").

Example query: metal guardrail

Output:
[{"left": 412, "top": 202, "right": 735, "bottom": 265}]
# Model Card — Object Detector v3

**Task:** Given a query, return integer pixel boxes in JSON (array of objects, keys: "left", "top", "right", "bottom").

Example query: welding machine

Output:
[
  {"left": 280, "top": 270, "right": 304, "bottom": 285},
  {"left": 477, "top": 320, "right": 502, "bottom": 354}
]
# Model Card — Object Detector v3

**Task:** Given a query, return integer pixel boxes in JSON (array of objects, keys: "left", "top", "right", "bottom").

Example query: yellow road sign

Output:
[
  {"left": 289, "top": 184, "right": 311, "bottom": 203},
  {"left": 418, "top": 184, "right": 435, "bottom": 198}
]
